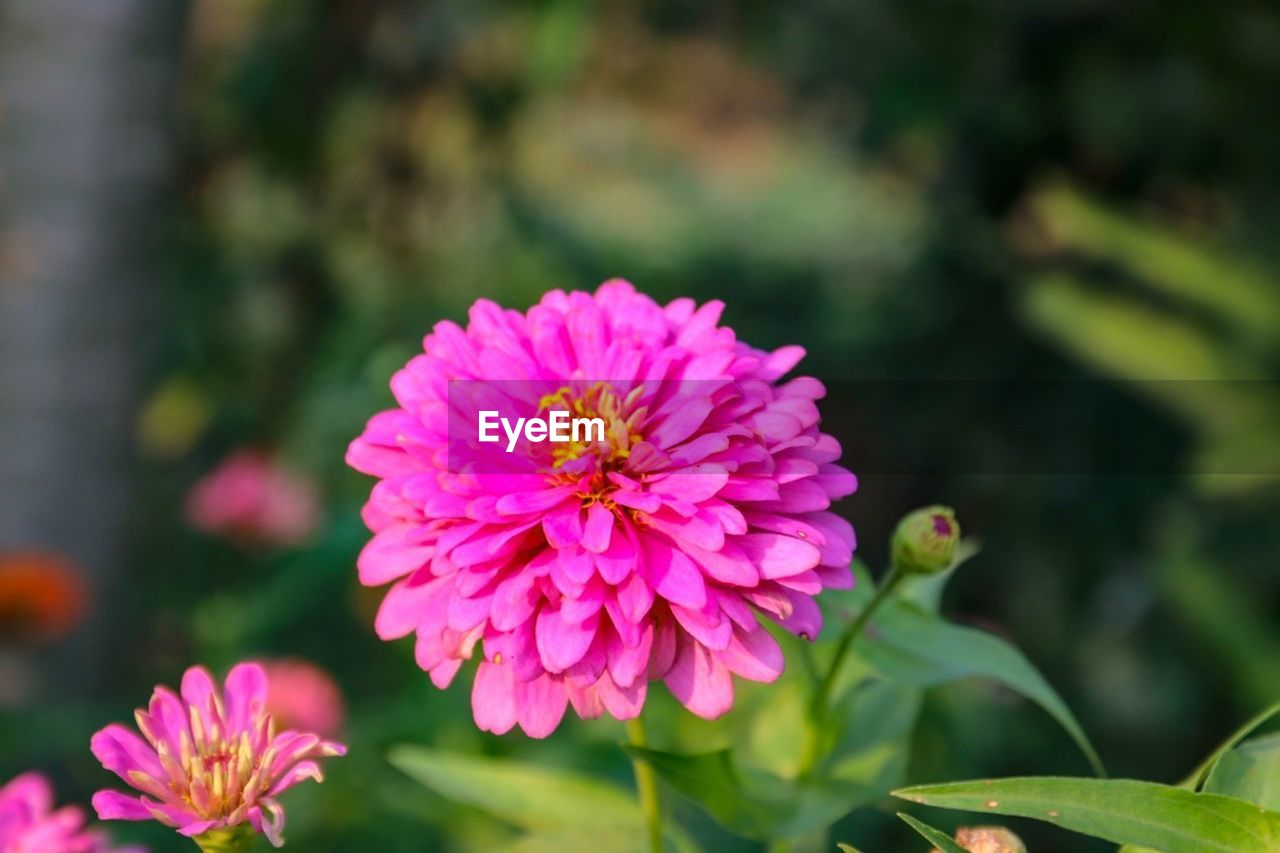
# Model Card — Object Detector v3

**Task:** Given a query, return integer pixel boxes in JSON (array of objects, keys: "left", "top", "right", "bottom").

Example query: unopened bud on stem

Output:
[
  {"left": 891, "top": 505, "right": 960, "bottom": 575},
  {"left": 931, "top": 826, "right": 1026, "bottom": 853}
]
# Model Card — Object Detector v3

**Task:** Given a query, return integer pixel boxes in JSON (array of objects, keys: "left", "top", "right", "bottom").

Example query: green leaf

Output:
[
  {"left": 836, "top": 844, "right": 865, "bottom": 853},
  {"left": 862, "top": 601, "right": 1105, "bottom": 776},
  {"left": 830, "top": 558, "right": 1103, "bottom": 776},
  {"left": 825, "top": 680, "right": 921, "bottom": 793},
  {"left": 388, "top": 746, "right": 641, "bottom": 832},
  {"left": 623, "top": 746, "right": 862, "bottom": 841},
  {"left": 508, "top": 828, "right": 692, "bottom": 853},
  {"left": 1204, "top": 733, "right": 1280, "bottom": 812},
  {"left": 1183, "top": 699, "right": 1280, "bottom": 789},
  {"left": 1030, "top": 184, "right": 1280, "bottom": 339},
  {"left": 894, "top": 776, "right": 1280, "bottom": 853},
  {"left": 897, "top": 813, "right": 968, "bottom": 853}
]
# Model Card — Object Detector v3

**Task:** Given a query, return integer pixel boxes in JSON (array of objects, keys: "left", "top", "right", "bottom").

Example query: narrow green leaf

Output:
[
  {"left": 894, "top": 776, "right": 1280, "bottom": 853},
  {"left": 863, "top": 601, "right": 1105, "bottom": 776},
  {"left": 1204, "top": 733, "right": 1280, "bottom": 812},
  {"left": 388, "top": 746, "right": 640, "bottom": 832},
  {"left": 508, "top": 829, "right": 649, "bottom": 853},
  {"left": 1031, "top": 184, "right": 1280, "bottom": 338},
  {"left": 508, "top": 828, "right": 698, "bottom": 853},
  {"left": 623, "top": 746, "right": 862, "bottom": 841},
  {"left": 835, "top": 845, "right": 864, "bottom": 853},
  {"left": 897, "top": 813, "right": 967, "bottom": 853},
  {"left": 830, "top": 559, "right": 1102, "bottom": 776},
  {"left": 1183, "top": 699, "right": 1280, "bottom": 790}
]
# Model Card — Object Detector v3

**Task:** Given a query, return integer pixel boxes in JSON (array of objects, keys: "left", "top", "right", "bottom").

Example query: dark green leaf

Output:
[
  {"left": 1204, "top": 732, "right": 1280, "bottom": 812},
  {"left": 1184, "top": 699, "right": 1280, "bottom": 790},
  {"left": 897, "top": 813, "right": 968, "bottom": 853},
  {"left": 862, "top": 602, "right": 1104, "bottom": 776},
  {"left": 894, "top": 776, "right": 1280, "bottom": 853},
  {"left": 624, "top": 746, "right": 863, "bottom": 841},
  {"left": 388, "top": 746, "right": 641, "bottom": 832}
]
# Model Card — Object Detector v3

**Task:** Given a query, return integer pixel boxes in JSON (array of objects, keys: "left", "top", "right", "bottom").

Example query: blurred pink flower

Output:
[
  {"left": 185, "top": 451, "right": 320, "bottom": 547},
  {"left": 259, "top": 659, "right": 345, "bottom": 739},
  {"left": 90, "top": 663, "right": 346, "bottom": 848},
  {"left": 0, "top": 772, "right": 140, "bottom": 853},
  {"left": 347, "top": 280, "right": 856, "bottom": 737}
]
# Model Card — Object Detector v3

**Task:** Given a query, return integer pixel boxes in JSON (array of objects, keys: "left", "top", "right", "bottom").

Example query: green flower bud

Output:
[{"left": 891, "top": 505, "right": 960, "bottom": 575}]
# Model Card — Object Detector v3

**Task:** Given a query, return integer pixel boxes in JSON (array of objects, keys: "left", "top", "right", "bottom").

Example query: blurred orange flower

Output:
[{"left": 0, "top": 550, "right": 88, "bottom": 644}]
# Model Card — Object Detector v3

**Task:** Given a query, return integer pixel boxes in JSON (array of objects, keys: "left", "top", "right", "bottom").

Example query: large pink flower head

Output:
[
  {"left": 0, "top": 772, "right": 139, "bottom": 853},
  {"left": 347, "top": 280, "right": 856, "bottom": 736},
  {"left": 90, "top": 663, "right": 346, "bottom": 847}
]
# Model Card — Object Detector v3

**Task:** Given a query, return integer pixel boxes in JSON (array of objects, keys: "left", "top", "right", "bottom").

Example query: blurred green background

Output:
[{"left": 2, "top": 1, "right": 1279, "bottom": 850}]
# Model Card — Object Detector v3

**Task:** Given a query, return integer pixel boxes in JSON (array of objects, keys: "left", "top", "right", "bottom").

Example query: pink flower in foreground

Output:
[
  {"left": 347, "top": 280, "right": 857, "bottom": 736},
  {"left": 90, "top": 663, "right": 346, "bottom": 847},
  {"left": 185, "top": 451, "right": 319, "bottom": 547},
  {"left": 259, "top": 659, "right": 345, "bottom": 738},
  {"left": 0, "top": 772, "right": 140, "bottom": 853}
]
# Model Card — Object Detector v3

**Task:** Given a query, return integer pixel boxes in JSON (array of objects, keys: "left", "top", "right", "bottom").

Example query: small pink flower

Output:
[
  {"left": 0, "top": 772, "right": 140, "bottom": 853},
  {"left": 259, "top": 659, "right": 345, "bottom": 739},
  {"left": 185, "top": 451, "right": 320, "bottom": 548},
  {"left": 90, "top": 663, "right": 346, "bottom": 848},
  {"left": 347, "top": 281, "right": 857, "bottom": 736}
]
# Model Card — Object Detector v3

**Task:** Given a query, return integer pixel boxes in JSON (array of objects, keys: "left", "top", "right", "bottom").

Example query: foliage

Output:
[{"left": 6, "top": 0, "right": 1280, "bottom": 850}]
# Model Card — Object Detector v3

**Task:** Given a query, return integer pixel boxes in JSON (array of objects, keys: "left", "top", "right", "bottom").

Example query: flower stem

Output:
[
  {"left": 798, "top": 564, "right": 905, "bottom": 779},
  {"left": 193, "top": 825, "right": 256, "bottom": 853},
  {"left": 626, "top": 715, "right": 663, "bottom": 853}
]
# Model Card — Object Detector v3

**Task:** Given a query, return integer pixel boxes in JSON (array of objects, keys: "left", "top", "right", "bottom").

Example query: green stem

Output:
[
  {"left": 798, "top": 565, "right": 906, "bottom": 780},
  {"left": 193, "top": 825, "right": 256, "bottom": 853},
  {"left": 626, "top": 715, "right": 663, "bottom": 853}
]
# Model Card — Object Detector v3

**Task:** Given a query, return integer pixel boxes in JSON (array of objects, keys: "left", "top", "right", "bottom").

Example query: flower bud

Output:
[
  {"left": 932, "top": 826, "right": 1026, "bottom": 853},
  {"left": 891, "top": 505, "right": 960, "bottom": 575}
]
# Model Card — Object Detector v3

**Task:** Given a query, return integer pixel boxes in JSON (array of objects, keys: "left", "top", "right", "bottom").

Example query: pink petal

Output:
[
  {"left": 496, "top": 487, "right": 575, "bottom": 516},
  {"left": 179, "top": 666, "right": 218, "bottom": 717},
  {"left": 267, "top": 761, "right": 323, "bottom": 796},
  {"left": 595, "top": 671, "right": 646, "bottom": 720},
  {"left": 606, "top": 622, "right": 653, "bottom": 688},
  {"left": 642, "top": 539, "right": 707, "bottom": 610},
  {"left": 490, "top": 571, "right": 540, "bottom": 632},
  {"left": 471, "top": 662, "right": 517, "bottom": 735},
  {"left": 3, "top": 772, "right": 52, "bottom": 813},
  {"left": 542, "top": 507, "right": 584, "bottom": 549},
  {"left": 515, "top": 674, "right": 569, "bottom": 738},
  {"left": 357, "top": 523, "right": 433, "bottom": 585},
  {"left": 90, "top": 725, "right": 164, "bottom": 782},
  {"left": 224, "top": 662, "right": 268, "bottom": 734},
  {"left": 718, "top": 627, "right": 784, "bottom": 682},
  {"left": 91, "top": 790, "right": 152, "bottom": 821},
  {"left": 670, "top": 604, "right": 732, "bottom": 651},
  {"left": 737, "top": 533, "right": 822, "bottom": 579},
  {"left": 536, "top": 606, "right": 600, "bottom": 673},
  {"left": 580, "top": 502, "right": 614, "bottom": 553},
  {"left": 664, "top": 638, "right": 734, "bottom": 719},
  {"left": 375, "top": 575, "right": 450, "bottom": 640}
]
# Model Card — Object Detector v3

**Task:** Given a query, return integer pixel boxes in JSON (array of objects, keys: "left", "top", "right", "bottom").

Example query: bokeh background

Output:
[{"left": 2, "top": 1, "right": 1279, "bottom": 850}]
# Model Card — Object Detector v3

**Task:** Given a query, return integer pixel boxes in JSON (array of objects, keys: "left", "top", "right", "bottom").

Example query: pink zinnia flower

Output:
[
  {"left": 185, "top": 451, "right": 320, "bottom": 547},
  {"left": 346, "top": 280, "right": 856, "bottom": 737},
  {"left": 0, "top": 772, "right": 140, "bottom": 853},
  {"left": 259, "top": 659, "right": 345, "bottom": 739},
  {"left": 90, "top": 663, "right": 346, "bottom": 847}
]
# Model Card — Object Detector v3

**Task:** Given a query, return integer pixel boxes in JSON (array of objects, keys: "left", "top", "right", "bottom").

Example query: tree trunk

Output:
[{"left": 0, "top": 0, "right": 185, "bottom": 696}]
